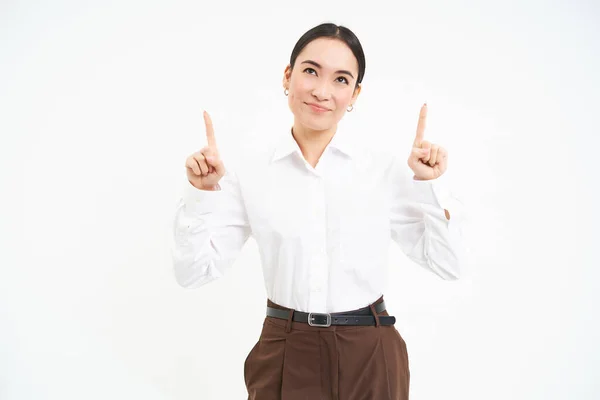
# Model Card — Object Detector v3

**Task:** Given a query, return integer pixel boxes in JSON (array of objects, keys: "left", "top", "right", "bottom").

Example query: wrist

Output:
[
  {"left": 413, "top": 175, "right": 432, "bottom": 181},
  {"left": 201, "top": 183, "right": 221, "bottom": 191},
  {"left": 189, "top": 180, "right": 221, "bottom": 191}
]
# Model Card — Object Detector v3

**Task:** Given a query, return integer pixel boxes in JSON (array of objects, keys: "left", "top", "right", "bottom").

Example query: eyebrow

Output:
[{"left": 300, "top": 60, "right": 355, "bottom": 79}]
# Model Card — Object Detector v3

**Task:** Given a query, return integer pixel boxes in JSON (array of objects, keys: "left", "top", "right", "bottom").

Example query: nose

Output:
[{"left": 311, "top": 81, "right": 332, "bottom": 101}]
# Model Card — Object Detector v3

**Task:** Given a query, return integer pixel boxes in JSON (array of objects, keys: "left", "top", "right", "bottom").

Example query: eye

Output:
[
  {"left": 303, "top": 67, "right": 317, "bottom": 75},
  {"left": 336, "top": 76, "right": 349, "bottom": 85}
]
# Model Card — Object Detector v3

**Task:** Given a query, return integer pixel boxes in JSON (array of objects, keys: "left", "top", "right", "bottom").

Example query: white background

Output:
[{"left": 1, "top": 0, "right": 599, "bottom": 399}]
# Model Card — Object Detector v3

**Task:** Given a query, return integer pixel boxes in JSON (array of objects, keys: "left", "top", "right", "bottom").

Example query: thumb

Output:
[
  {"left": 409, "top": 148, "right": 430, "bottom": 167},
  {"left": 206, "top": 156, "right": 226, "bottom": 176},
  {"left": 411, "top": 147, "right": 430, "bottom": 160}
]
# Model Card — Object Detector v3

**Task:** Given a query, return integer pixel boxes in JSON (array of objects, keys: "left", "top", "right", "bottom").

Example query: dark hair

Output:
[{"left": 289, "top": 23, "right": 366, "bottom": 88}]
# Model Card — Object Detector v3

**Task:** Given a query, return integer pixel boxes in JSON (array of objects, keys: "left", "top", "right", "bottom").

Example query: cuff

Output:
[
  {"left": 412, "top": 173, "right": 465, "bottom": 222},
  {"left": 182, "top": 180, "right": 223, "bottom": 214},
  {"left": 412, "top": 174, "right": 449, "bottom": 209}
]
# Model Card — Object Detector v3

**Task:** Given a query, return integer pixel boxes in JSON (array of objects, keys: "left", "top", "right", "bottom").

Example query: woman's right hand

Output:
[{"left": 185, "top": 111, "right": 226, "bottom": 191}]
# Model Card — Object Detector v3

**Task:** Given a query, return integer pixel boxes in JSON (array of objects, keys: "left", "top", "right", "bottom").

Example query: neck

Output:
[{"left": 291, "top": 120, "right": 337, "bottom": 167}]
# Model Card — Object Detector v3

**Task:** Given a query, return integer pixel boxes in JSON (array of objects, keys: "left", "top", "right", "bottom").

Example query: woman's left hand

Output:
[{"left": 407, "top": 104, "right": 448, "bottom": 181}]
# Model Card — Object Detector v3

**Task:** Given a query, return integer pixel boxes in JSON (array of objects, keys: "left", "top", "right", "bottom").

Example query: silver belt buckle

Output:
[{"left": 308, "top": 312, "right": 332, "bottom": 327}]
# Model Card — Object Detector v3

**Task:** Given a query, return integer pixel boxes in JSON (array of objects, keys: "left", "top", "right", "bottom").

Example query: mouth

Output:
[{"left": 305, "top": 102, "right": 331, "bottom": 113}]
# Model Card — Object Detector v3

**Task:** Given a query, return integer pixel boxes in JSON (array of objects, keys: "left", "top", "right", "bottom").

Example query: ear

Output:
[
  {"left": 282, "top": 64, "right": 292, "bottom": 89},
  {"left": 351, "top": 83, "right": 362, "bottom": 103}
]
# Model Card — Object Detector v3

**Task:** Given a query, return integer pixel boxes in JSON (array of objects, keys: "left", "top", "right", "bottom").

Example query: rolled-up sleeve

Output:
[{"left": 171, "top": 168, "right": 251, "bottom": 288}]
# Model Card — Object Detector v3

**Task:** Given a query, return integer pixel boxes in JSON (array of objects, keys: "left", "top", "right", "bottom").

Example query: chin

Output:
[
  {"left": 303, "top": 120, "right": 331, "bottom": 132},
  {"left": 297, "top": 113, "right": 337, "bottom": 132}
]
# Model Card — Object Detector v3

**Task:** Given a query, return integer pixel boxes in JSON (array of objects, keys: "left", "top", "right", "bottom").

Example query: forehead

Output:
[{"left": 297, "top": 37, "right": 358, "bottom": 74}]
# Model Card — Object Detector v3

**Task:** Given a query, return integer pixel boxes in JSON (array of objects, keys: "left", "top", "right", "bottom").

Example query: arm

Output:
[
  {"left": 389, "top": 157, "right": 466, "bottom": 280},
  {"left": 171, "top": 168, "right": 251, "bottom": 288}
]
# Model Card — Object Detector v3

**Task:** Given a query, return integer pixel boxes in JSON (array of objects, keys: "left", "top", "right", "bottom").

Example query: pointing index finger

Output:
[
  {"left": 203, "top": 111, "right": 217, "bottom": 148},
  {"left": 414, "top": 103, "right": 427, "bottom": 147}
]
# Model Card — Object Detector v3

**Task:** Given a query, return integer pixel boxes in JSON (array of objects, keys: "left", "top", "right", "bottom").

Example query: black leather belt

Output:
[{"left": 266, "top": 300, "right": 396, "bottom": 327}]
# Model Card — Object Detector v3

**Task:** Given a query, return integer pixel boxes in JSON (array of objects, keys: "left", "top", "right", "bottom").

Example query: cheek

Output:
[
  {"left": 289, "top": 81, "right": 311, "bottom": 109},
  {"left": 337, "top": 89, "right": 354, "bottom": 105},
  {"left": 328, "top": 89, "right": 354, "bottom": 115},
  {"left": 291, "top": 77, "right": 312, "bottom": 97},
  {"left": 288, "top": 91, "right": 299, "bottom": 109}
]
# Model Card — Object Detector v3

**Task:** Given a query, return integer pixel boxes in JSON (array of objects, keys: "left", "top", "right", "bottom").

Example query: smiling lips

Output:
[{"left": 306, "top": 102, "right": 331, "bottom": 113}]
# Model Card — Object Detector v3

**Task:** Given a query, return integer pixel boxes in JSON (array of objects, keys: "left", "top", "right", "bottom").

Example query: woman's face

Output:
[{"left": 283, "top": 37, "right": 361, "bottom": 132}]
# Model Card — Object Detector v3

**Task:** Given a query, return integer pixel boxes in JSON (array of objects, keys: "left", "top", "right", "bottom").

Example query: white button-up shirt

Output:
[{"left": 172, "top": 129, "right": 465, "bottom": 313}]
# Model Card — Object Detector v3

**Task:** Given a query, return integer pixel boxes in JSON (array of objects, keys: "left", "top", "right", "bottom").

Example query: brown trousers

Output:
[{"left": 244, "top": 296, "right": 410, "bottom": 400}]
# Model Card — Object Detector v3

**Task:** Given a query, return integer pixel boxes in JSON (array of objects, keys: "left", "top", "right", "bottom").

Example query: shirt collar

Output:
[{"left": 270, "top": 127, "right": 356, "bottom": 164}]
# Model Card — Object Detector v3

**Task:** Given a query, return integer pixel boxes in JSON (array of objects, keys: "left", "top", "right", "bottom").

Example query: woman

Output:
[{"left": 173, "top": 22, "right": 464, "bottom": 400}]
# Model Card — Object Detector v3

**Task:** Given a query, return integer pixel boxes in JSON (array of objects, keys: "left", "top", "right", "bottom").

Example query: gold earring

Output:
[
  {"left": 347, "top": 104, "right": 354, "bottom": 112},
  {"left": 284, "top": 89, "right": 289, "bottom": 96}
]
